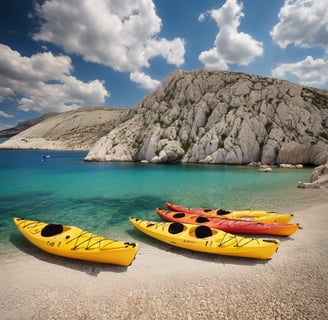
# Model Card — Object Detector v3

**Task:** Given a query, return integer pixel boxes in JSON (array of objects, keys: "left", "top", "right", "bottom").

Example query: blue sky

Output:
[{"left": 0, "top": 0, "right": 327, "bottom": 130}]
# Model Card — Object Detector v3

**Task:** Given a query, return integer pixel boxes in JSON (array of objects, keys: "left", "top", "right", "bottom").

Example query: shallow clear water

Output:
[{"left": 0, "top": 149, "right": 320, "bottom": 253}]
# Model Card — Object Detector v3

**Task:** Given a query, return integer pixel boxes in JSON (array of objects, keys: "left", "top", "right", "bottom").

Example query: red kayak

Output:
[
  {"left": 156, "top": 208, "right": 300, "bottom": 236},
  {"left": 165, "top": 202, "right": 293, "bottom": 224}
]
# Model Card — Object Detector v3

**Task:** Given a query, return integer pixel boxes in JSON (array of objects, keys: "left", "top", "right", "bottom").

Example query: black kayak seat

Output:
[
  {"left": 168, "top": 222, "right": 184, "bottom": 234},
  {"left": 172, "top": 212, "right": 185, "bottom": 218},
  {"left": 217, "top": 209, "right": 230, "bottom": 215},
  {"left": 195, "top": 225, "right": 212, "bottom": 238},
  {"left": 41, "top": 224, "right": 64, "bottom": 237},
  {"left": 195, "top": 216, "right": 209, "bottom": 223}
]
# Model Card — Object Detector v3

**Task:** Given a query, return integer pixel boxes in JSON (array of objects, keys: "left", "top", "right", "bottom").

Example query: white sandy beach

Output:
[{"left": 1, "top": 191, "right": 328, "bottom": 320}]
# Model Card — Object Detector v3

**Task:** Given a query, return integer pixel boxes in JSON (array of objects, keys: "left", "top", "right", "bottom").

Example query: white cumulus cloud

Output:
[
  {"left": 270, "top": 0, "right": 328, "bottom": 51},
  {"left": 32, "top": 0, "right": 185, "bottom": 87},
  {"left": 130, "top": 71, "right": 160, "bottom": 90},
  {"left": 271, "top": 0, "right": 328, "bottom": 87},
  {"left": 272, "top": 56, "right": 328, "bottom": 87},
  {"left": 0, "top": 110, "right": 14, "bottom": 118},
  {"left": 198, "top": 0, "right": 263, "bottom": 70},
  {"left": 0, "top": 44, "right": 109, "bottom": 113}
]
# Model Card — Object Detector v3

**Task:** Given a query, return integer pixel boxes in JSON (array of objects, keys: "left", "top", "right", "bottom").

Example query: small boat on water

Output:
[
  {"left": 13, "top": 217, "right": 138, "bottom": 266},
  {"left": 156, "top": 208, "right": 300, "bottom": 236},
  {"left": 166, "top": 202, "right": 293, "bottom": 224},
  {"left": 129, "top": 217, "right": 280, "bottom": 260}
]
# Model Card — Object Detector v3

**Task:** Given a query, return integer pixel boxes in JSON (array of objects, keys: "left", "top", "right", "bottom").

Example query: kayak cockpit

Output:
[{"left": 41, "top": 224, "right": 71, "bottom": 237}]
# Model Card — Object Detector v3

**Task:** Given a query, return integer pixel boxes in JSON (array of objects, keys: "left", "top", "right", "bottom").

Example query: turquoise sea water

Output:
[{"left": 0, "top": 149, "right": 318, "bottom": 254}]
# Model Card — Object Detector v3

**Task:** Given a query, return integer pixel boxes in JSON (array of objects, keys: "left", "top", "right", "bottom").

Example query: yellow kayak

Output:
[
  {"left": 166, "top": 202, "right": 293, "bottom": 223},
  {"left": 129, "top": 217, "right": 280, "bottom": 260},
  {"left": 13, "top": 217, "right": 138, "bottom": 266}
]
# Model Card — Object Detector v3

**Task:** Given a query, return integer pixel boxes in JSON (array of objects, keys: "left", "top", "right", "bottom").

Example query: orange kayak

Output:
[
  {"left": 166, "top": 202, "right": 293, "bottom": 224},
  {"left": 156, "top": 208, "right": 300, "bottom": 236}
]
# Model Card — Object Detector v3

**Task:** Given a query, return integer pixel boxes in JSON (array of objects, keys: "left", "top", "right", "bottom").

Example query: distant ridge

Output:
[
  {"left": 0, "top": 113, "right": 57, "bottom": 138},
  {"left": 0, "top": 107, "right": 126, "bottom": 151}
]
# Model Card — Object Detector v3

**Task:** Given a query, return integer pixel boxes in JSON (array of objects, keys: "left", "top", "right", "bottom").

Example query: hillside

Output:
[
  {"left": 0, "top": 107, "right": 126, "bottom": 151},
  {"left": 0, "top": 113, "right": 57, "bottom": 138}
]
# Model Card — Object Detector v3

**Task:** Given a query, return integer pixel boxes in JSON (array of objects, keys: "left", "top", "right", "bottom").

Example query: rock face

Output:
[
  {"left": 310, "top": 160, "right": 328, "bottom": 187},
  {"left": 85, "top": 70, "right": 328, "bottom": 165},
  {"left": 0, "top": 107, "right": 126, "bottom": 151},
  {"left": 298, "top": 160, "right": 328, "bottom": 188}
]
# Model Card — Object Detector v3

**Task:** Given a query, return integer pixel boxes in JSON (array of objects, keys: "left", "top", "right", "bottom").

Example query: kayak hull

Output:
[
  {"left": 166, "top": 202, "right": 293, "bottom": 223},
  {"left": 129, "top": 217, "right": 280, "bottom": 260},
  {"left": 157, "top": 208, "right": 300, "bottom": 236},
  {"left": 13, "top": 218, "right": 138, "bottom": 266}
]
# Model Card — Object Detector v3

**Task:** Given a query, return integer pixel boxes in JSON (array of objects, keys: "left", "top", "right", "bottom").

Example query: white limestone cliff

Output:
[{"left": 85, "top": 70, "right": 328, "bottom": 165}]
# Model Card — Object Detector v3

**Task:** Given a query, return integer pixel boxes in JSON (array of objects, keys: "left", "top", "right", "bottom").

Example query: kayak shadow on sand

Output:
[
  {"left": 126, "top": 228, "right": 277, "bottom": 266},
  {"left": 9, "top": 233, "right": 134, "bottom": 276}
]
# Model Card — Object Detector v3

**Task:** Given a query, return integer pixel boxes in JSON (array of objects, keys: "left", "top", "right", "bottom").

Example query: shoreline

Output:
[{"left": 1, "top": 195, "right": 328, "bottom": 319}]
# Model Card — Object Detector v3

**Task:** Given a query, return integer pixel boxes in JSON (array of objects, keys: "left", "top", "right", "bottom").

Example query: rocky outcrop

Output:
[
  {"left": 298, "top": 160, "right": 328, "bottom": 188},
  {"left": 0, "top": 107, "right": 126, "bottom": 151},
  {"left": 85, "top": 70, "right": 328, "bottom": 165}
]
